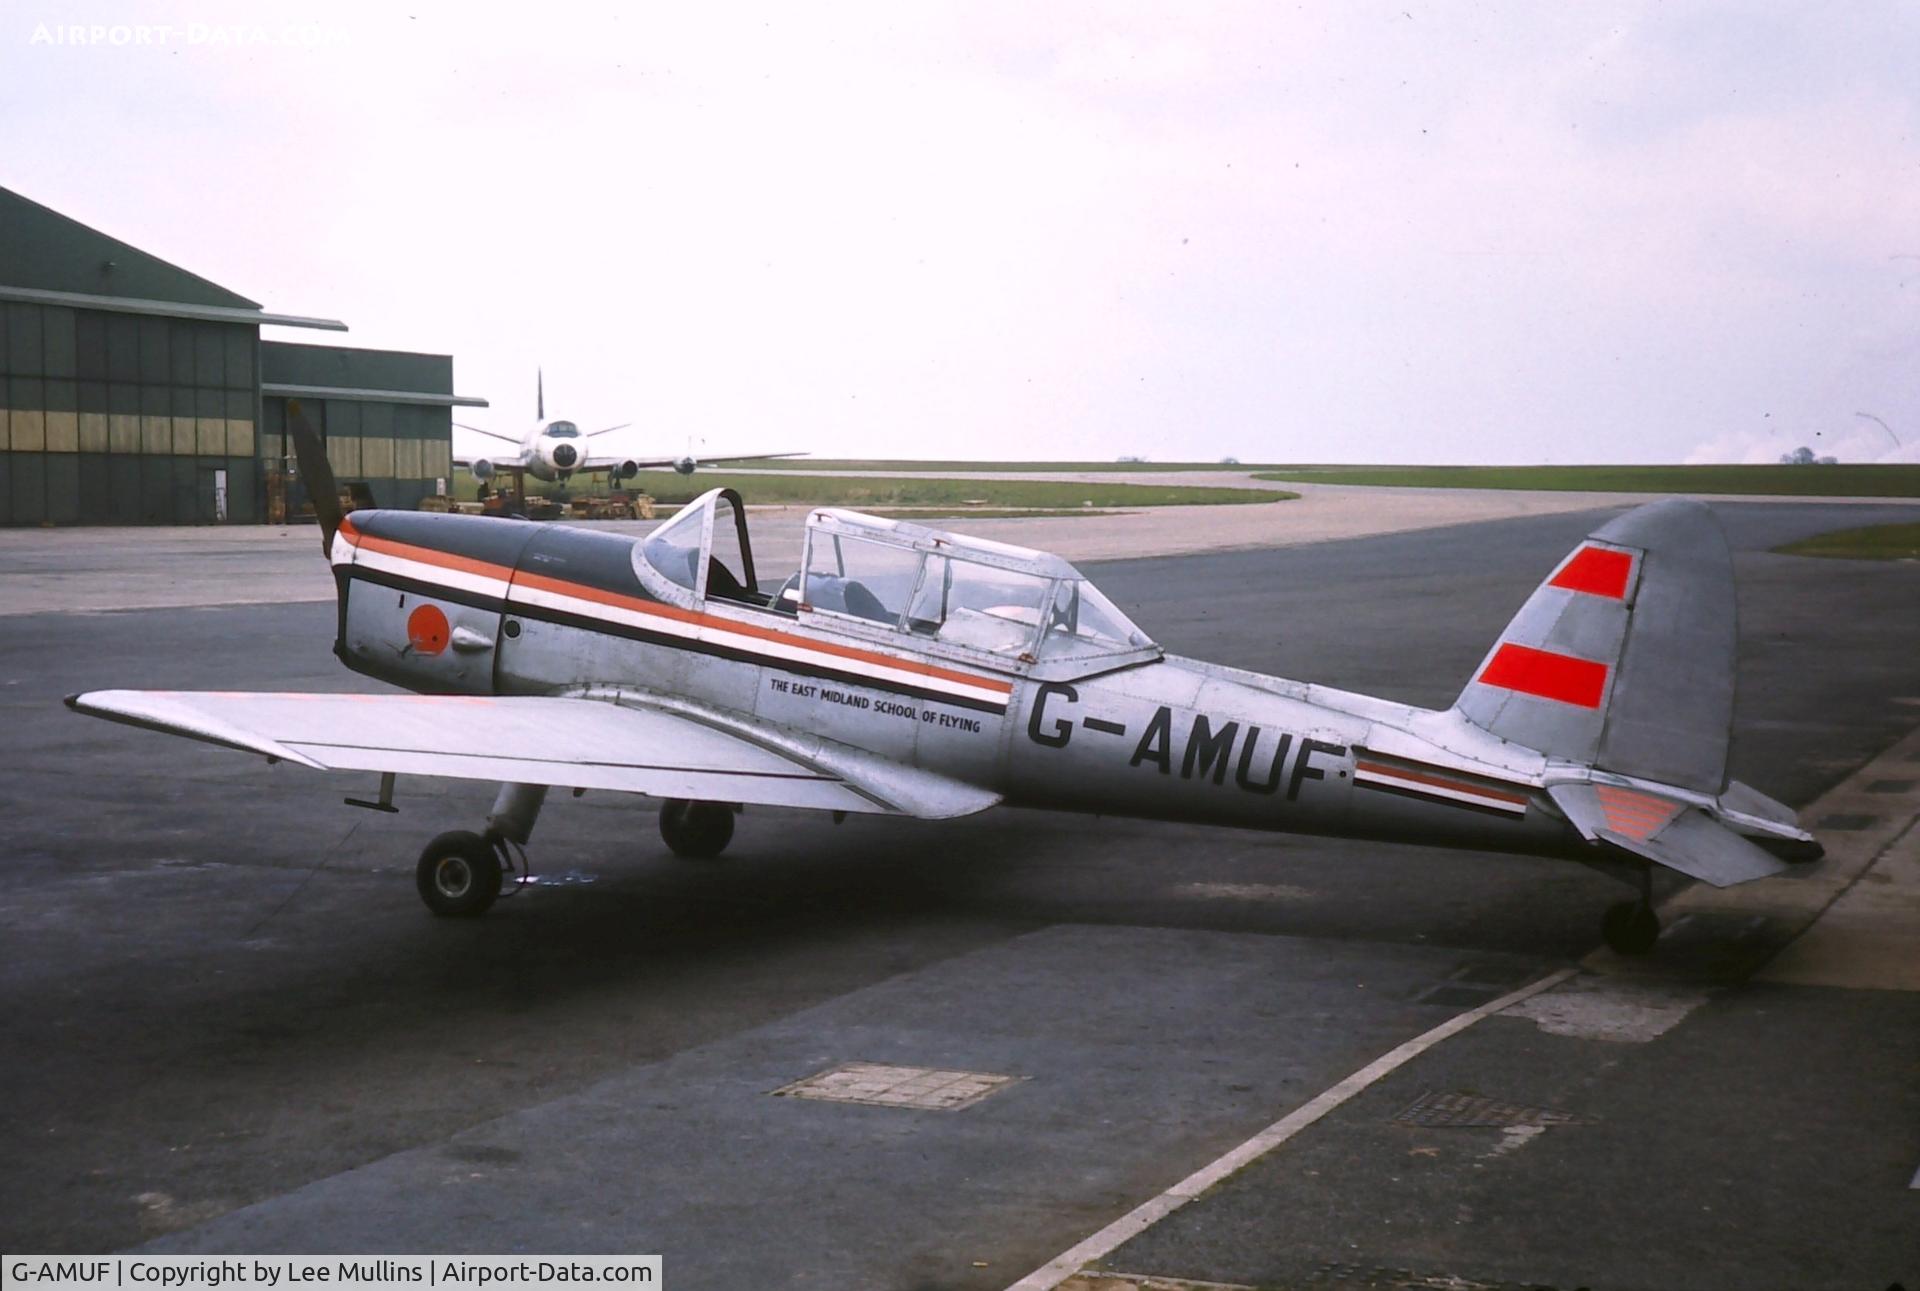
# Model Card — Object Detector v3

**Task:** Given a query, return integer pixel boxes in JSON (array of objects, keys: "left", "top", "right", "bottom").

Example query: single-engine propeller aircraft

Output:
[
  {"left": 453, "top": 370, "right": 804, "bottom": 497},
  {"left": 69, "top": 404, "right": 1821, "bottom": 954}
]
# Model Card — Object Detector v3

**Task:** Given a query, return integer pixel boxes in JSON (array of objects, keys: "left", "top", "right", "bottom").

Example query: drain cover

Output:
[
  {"left": 773, "top": 1062, "right": 1021, "bottom": 1111},
  {"left": 1393, "top": 1090, "right": 1582, "bottom": 1129},
  {"left": 1817, "top": 813, "right": 1879, "bottom": 831}
]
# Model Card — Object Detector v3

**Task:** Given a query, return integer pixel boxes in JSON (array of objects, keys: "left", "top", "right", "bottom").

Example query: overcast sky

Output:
[{"left": 4, "top": 1, "right": 1916, "bottom": 464}]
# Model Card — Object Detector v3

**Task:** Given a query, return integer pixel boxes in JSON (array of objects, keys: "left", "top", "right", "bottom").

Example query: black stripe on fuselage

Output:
[
  {"left": 508, "top": 599, "right": 1010, "bottom": 714},
  {"left": 1353, "top": 776, "right": 1527, "bottom": 819},
  {"left": 343, "top": 516, "right": 1010, "bottom": 713}
]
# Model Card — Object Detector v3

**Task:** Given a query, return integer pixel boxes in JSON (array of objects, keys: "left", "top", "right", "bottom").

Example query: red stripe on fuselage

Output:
[
  {"left": 1477, "top": 643, "right": 1608, "bottom": 709},
  {"left": 1352, "top": 759, "right": 1531, "bottom": 806},
  {"left": 1548, "top": 545, "right": 1633, "bottom": 599},
  {"left": 339, "top": 525, "right": 1013, "bottom": 698},
  {"left": 510, "top": 569, "right": 1013, "bottom": 696},
  {"left": 343, "top": 526, "right": 516, "bottom": 583}
]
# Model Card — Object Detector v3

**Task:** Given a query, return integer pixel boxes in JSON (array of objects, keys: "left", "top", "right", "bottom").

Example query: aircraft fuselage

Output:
[{"left": 331, "top": 509, "right": 1584, "bottom": 862}]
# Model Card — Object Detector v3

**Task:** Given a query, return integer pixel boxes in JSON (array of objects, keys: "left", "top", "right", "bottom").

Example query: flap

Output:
[{"left": 67, "top": 689, "right": 1000, "bottom": 820}]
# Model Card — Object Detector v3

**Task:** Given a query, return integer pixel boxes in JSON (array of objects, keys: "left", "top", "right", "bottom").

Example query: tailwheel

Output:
[
  {"left": 1601, "top": 900, "right": 1661, "bottom": 955},
  {"left": 417, "top": 829, "right": 503, "bottom": 917},
  {"left": 659, "top": 799, "right": 735, "bottom": 859}
]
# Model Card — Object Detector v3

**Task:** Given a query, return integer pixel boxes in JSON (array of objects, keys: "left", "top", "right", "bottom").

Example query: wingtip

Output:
[{"left": 63, "top": 692, "right": 82, "bottom": 711}]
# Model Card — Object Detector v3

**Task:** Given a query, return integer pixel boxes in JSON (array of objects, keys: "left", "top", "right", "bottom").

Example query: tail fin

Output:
[
  {"left": 1453, "top": 499, "right": 1819, "bottom": 885},
  {"left": 1454, "top": 498, "right": 1735, "bottom": 794}
]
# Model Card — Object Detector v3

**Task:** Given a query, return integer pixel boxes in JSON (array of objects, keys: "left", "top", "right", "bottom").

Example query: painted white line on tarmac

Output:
[{"left": 1002, "top": 965, "right": 1579, "bottom": 1291}]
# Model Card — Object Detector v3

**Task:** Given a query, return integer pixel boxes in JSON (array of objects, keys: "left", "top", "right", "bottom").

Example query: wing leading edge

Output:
[{"left": 66, "top": 690, "right": 999, "bottom": 820}]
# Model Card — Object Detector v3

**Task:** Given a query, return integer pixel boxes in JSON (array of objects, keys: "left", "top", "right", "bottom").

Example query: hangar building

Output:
[{"left": 0, "top": 185, "right": 484, "bottom": 526}]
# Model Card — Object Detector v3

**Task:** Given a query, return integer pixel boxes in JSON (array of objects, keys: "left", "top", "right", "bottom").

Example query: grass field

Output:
[
  {"left": 861, "top": 508, "right": 1125, "bottom": 520},
  {"left": 707, "top": 458, "right": 1270, "bottom": 473},
  {"left": 457, "top": 471, "right": 1292, "bottom": 509},
  {"left": 1250, "top": 464, "right": 1920, "bottom": 497},
  {"left": 1772, "top": 522, "right": 1920, "bottom": 560}
]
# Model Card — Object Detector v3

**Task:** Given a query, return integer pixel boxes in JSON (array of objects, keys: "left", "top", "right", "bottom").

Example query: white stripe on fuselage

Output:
[
  {"left": 340, "top": 536, "right": 1010, "bottom": 711},
  {"left": 505, "top": 579, "right": 1011, "bottom": 709},
  {"left": 1352, "top": 763, "right": 1528, "bottom": 815}
]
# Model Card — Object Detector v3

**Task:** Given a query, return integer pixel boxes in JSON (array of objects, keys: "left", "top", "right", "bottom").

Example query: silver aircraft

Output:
[
  {"left": 454, "top": 370, "right": 804, "bottom": 491},
  {"left": 70, "top": 407, "right": 1821, "bottom": 955}
]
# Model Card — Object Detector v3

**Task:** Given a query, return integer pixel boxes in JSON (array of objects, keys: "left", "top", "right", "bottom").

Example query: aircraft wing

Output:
[
  {"left": 576, "top": 451, "right": 810, "bottom": 472},
  {"left": 698, "top": 451, "right": 808, "bottom": 465},
  {"left": 66, "top": 689, "right": 1000, "bottom": 820}
]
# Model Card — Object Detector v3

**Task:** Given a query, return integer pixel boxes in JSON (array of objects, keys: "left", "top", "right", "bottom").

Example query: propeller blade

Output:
[{"left": 285, "top": 398, "right": 342, "bottom": 556}]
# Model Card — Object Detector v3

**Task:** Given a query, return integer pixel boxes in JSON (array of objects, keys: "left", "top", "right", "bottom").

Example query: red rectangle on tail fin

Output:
[
  {"left": 1477, "top": 643, "right": 1609, "bottom": 708},
  {"left": 1549, "top": 545, "right": 1634, "bottom": 599}
]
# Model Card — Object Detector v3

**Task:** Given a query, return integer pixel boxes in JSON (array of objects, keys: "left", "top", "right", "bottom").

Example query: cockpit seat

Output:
[
  {"left": 841, "top": 581, "right": 890, "bottom": 623},
  {"left": 803, "top": 573, "right": 891, "bottom": 624}
]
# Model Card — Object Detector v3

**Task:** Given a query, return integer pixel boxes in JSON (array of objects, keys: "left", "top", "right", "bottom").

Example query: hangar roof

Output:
[{"left": 0, "top": 185, "right": 343, "bottom": 330}]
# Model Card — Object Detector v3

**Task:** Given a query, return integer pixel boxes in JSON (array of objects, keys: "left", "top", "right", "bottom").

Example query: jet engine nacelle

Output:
[
  {"left": 547, "top": 442, "right": 580, "bottom": 471},
  {"left": 470, "top": 458, "right": 495, "bottom": 483},
  {"left": 617, "top": 460, "right": 639, "bottom": 480},
  {"left": 672, "top": 456, "right": 698, "bottom": 476}
]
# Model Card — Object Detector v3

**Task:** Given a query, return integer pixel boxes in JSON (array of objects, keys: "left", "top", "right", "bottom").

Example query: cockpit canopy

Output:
[
  {"left": 800, "top": 509, "right": 1155, "bottom": 669},
  {"left": 632, "top": 489, "right": 1159, "bottom": 678},
  {"left": 544, "top": 421, "right": 580, "bottom": 439}
]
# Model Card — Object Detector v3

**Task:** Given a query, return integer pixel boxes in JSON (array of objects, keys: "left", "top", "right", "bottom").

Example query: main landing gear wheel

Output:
[
  {"left": 1602, "top": 900, "right": 1661, "bottom": 955},
  {"left": 659, "top": 799, "right": 734, "bottom": 859},
  {"left": 417, "top": 830, "right": 503, "bottom": 917}
]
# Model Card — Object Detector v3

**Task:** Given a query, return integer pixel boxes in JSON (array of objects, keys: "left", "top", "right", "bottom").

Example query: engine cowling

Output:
[
  {"left": 672, "top": 456, "right": 698, "bottom": 476},
  {"left": 470, "top": 458, "right": 495, "bottom": 482},
  {"left": 549, "top": 442, "right": 579, "bottom": 470},
  {"left": 618, "top": 460, "right": 639, "bottom": 480}
]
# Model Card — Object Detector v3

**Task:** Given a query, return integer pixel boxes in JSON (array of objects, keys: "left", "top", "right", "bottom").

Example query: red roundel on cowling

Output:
[{"left": 407, "top": 604, "right": 451, "bottom": 656}]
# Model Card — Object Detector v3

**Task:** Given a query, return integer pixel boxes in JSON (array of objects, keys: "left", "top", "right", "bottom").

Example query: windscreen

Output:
[{"left": 640, "top": 499, "right": 706, "bottom": 591}]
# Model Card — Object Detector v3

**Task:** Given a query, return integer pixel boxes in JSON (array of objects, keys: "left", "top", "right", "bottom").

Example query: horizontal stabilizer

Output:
[{"left": 1549, "top": 782, "right": 1789, "bottom": 887}]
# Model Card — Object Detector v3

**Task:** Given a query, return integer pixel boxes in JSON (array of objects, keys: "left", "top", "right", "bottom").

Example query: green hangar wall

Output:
[
  {"left": 0, "top": 185, "right": 484, "bottom": 526},
  {"left": 261, "top": 343, "right": 470, "bottom": 517}
]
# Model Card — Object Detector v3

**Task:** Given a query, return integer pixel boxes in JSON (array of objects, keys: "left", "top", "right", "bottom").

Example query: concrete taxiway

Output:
[
  {"left": 1, "top": 499, "right": 1916, "bottom": 1289},
  {"left": 4, "top": 473, "right": 1903, "bottom": 616}
]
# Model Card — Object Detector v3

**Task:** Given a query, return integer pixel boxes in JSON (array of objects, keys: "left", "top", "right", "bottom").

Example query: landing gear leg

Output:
[
  {"left": 414, "top": 783, "right": 548, "bottom": 918},
  {"left": 1602, "top": 866, "right": 1661, "bottom": 955},
  {"left": 659, "top": 799, "right": 735, "bottom": 859},
  {"left": 487, "top": 782, "right": 549, "bottom": 850}
]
